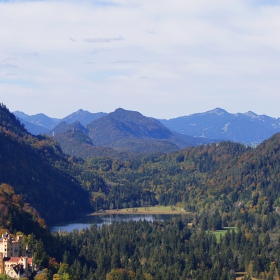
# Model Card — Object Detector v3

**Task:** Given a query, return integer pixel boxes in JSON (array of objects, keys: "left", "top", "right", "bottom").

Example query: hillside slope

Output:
[
  {"left": 51, "top": 121, "right": 132, "bottom": 159},
  {"left": 84, "top": 133, "right": 280, "bottom": 218},
  {"left": 0, "top": 104, "right": 91, "bottom": 223}
]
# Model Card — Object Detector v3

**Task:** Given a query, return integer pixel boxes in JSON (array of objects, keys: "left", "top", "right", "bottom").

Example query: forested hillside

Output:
[
  {"left": 82, "top": 135, "right": 280, "bottom": 225},
  {"left": 3, "top": 101, "right": 280, "bottom": 226},
  {"left": 52, "top": 122, "right": 138, "bottom": 160},
  {"left": 0, "top": 103, "right": 91, "bottom": 224},
  {"left": 49, "top": 135, "right": 280, "bottom": 279},
  {"left": 0, "top": 183, "right": 47, "bottom": 236}
]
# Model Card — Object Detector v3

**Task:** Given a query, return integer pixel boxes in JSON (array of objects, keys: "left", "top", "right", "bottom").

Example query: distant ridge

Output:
[
  {"left": 13, "top": 109, "right": 108, "bottom": 136},
  {"left": 159, "top": 107, "right": 280, "bottom": 145},
  {"left": 14, "top": 111, "right": 60, "bottom": 128},
  {"left": 13, "top": 111, "right": 60, "bottom": 134},
  {"left": 84, "top": 108, "right": 212, "bottom": 154},
  {"left": 14, "top": 107, "right": 280, "bottom": 146},
  {"left": 48, "top": 108, "right": 214, "bottom": 157},
  {"left": 61, "top": 109, "right": 107, "bottom": 126}
]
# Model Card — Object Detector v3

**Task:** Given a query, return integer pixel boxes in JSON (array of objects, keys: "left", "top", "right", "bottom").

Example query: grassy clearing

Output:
[
  {"left": 89, "top": 205, "right": 190, "bottom": 216},
  {"left": 211, "top": 227, "right": 237, "bottom": 242},
  {"left": 235, "top": 272, "right": 258, "bottom": 280},
  {"left": 212, "top": 229, "right": 228, "bottom": 242}
]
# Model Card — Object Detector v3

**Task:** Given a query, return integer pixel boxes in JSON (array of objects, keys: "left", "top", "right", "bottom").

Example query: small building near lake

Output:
[{"left": 0, "top": 232, "right": 34, "bottom": 279}]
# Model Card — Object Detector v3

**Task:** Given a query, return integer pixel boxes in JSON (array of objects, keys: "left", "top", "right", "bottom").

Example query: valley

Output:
[{"left": 1, "top": 103, "right": 280, "bottom": 279}]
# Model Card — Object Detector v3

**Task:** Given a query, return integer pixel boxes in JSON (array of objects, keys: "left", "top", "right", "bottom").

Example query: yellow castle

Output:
[{"left": 0, "top": 232, "right": 33, "bottom": 279}]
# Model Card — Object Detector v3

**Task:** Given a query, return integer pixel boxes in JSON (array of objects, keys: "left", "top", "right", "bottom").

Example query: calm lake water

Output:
[{"left": 50, "top": 214, "right": 177, "bottom": 232}]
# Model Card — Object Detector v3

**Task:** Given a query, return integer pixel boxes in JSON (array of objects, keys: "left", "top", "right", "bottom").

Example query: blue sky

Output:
[{"left": 1, "top": 0, "right": 280, "bottom": 119}]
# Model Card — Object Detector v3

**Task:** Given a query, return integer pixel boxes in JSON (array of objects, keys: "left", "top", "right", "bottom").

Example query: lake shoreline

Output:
[{"left": 51, "top": 211, "right": 184, "bottom": 232}]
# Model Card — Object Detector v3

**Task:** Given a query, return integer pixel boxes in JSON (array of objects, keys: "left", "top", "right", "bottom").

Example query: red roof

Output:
[{"left": 4, "top": 257, "right": 33, "bottom": 266}]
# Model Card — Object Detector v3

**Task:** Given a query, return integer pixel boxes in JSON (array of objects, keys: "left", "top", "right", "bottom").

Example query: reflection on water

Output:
[{"left": 51, "top": 214, "right": 177, "bottom": 232}]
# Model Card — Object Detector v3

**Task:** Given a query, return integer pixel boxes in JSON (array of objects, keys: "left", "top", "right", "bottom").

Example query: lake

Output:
[{"left": 50, "top": 214, "right": 177, "bottom": 232}]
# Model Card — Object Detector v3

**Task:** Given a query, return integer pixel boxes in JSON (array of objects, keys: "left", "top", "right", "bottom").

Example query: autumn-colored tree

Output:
[{"left": 34, "top": 268, "right": 52, "bottom": 280}]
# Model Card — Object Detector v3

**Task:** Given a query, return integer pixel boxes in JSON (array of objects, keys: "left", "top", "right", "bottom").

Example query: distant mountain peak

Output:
[
  {"left": 159, "top": 107, "right": 280, "bottom": 145},
  {"left": 113, "top": 108, "right": 128, "bottom": 115},
  {"left": 243, "top": 111, "right": 261, "bottom": 119},
  {"left": 115, "top": 108, "right": 125, "bottom": 112},
  {"left": 206, "top": 108, "right": 228, "bottom": 116},
  {"left": 62, "top": 110, "right": 107, "bottom": 126},
  {"left": 85, "top": 107, "right": 213, "bottom": 153},
  {"left": 75, "top": 109, "right": 89, "bottom": 114},
  {"left": 13, "top": 110, "right": 29, "bottom": 119},
  {"left": 110, "top": 108, "right": 147, "bottom": 123},
  {"left": 32, "top": 113, "right": 49, "bottom": 118},
  {"left": 113, "top": 108, "right": 142, "bottom": 116},
  {"left": 52, "top": 121, "right": 88, "bottom": 135}
]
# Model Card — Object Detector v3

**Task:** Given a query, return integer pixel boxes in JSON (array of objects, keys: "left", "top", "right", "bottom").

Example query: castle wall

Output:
[
  {"left": 0, "top": 234, "right": 33, "bottom": 278},
  {"left": 0, "top": 234, "right": 23, "bottom": 258}
]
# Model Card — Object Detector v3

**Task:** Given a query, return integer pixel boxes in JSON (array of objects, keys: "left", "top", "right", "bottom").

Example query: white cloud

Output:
[
  {"left": 5, "top": 73, "right": 18, "bottom": 76},
  {"left": 23, "top": 52, "right": 39, "bottom": 57},
  {"left": 87, "top": 48, "right": 104, "bottom": 55},
  {"left": 112, "top": 60, "right": 140, "bottom": 64},
  {"left": 83, "top": 36, "right": 124, "bottom": 43},
  {"left": 0, "top": 0, "right": 280, "bottom": 118},
  {"left": 0, "top": 60, "right": 18, "bottom": 69}
]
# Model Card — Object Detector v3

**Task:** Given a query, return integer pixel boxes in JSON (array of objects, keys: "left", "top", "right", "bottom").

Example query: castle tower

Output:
[
  {"left": 2, "top": 237, "right": 12, "bottom": 257},
  {"left": 22, "top": 257, "right": 28, "bottom": 270}
]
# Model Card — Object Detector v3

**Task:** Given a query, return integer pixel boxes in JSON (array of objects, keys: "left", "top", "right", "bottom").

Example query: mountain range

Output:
[
  {"left": 14, "top": 109, "right": 107, "bottom": 135},
  {"left": 51, "top": 108, "right": 213, "bottom": 158},
  {"left": 12, "top": 107, "right": 280, "bottom": 159},
  {"left": 159, "top": 108, "right": 280, "bottom": 145},
  {"left": 14, "top": 108, "right": 280, "bottom": 146}
]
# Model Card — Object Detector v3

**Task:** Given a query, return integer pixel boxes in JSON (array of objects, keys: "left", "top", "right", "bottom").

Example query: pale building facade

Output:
[
  {"left": 0, "top": 234, "right": 23, "bottom": 258},
  {"left": 0, "top": 232, "right": 34, "bottom": 279}
]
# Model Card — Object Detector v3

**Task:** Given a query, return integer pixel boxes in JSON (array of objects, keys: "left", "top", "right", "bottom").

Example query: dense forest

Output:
[
  {"left": 45, "top": 214, "right": 280, "bottom": 280},
  {"left": 79, "top": 136, "right": 280, "bottom": 222},
  {"left": 2, "top": 103, "right": 280, "bottom": 279}
]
